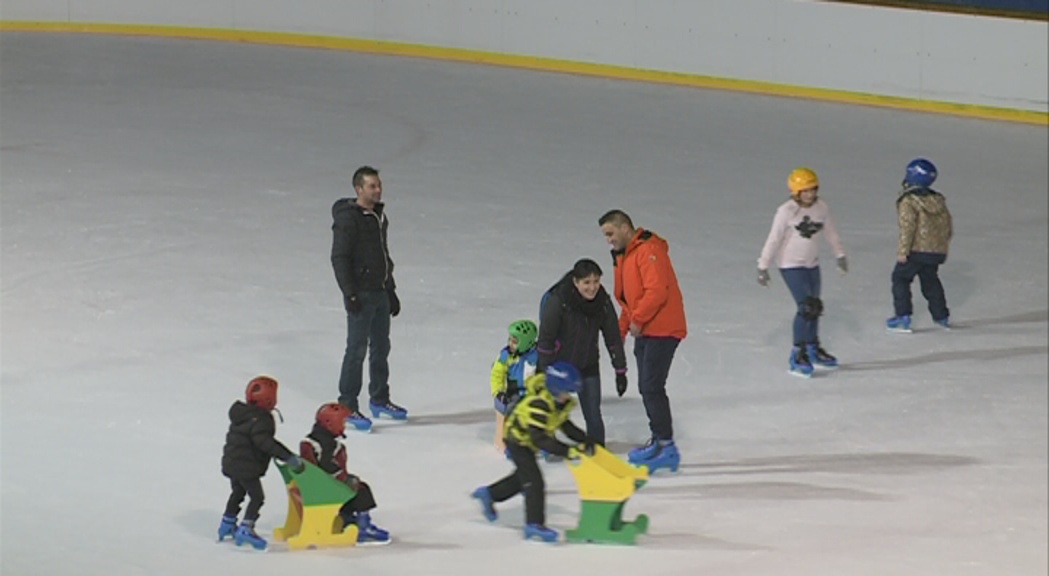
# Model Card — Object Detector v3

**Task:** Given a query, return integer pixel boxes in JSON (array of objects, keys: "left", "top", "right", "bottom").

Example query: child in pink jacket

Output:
[{"left": 757, "top": 167, "right": 847, "bottom": 377}]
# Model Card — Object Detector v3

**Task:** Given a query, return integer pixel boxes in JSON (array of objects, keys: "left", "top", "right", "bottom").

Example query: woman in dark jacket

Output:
[{"left": 536, "top": 258, "right": 627, "bottom": 445}]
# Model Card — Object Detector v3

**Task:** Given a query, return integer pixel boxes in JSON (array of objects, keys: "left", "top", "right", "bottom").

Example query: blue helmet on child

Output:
[
  {"left": 904, "top": 158, "right": 937, "bottom": 188},
  {"left": 544, "top": 361, "right": 582, "bottom": 395}
]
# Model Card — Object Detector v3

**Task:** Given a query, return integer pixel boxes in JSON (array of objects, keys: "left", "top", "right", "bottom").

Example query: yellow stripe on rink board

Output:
[{"left": 2, "top": 20, "right": 1047, "bottom": 126}]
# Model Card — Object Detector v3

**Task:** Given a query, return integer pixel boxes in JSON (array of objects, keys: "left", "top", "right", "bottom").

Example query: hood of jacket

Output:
[
  {"left": 625, "top": 228, "right": 670, "bottom": 256},
  {"left": 332, "top": 198, "right": 385, "bottom": 219},
  {"left": 228, "top": 400, "right": 268, "bottom": 426}
]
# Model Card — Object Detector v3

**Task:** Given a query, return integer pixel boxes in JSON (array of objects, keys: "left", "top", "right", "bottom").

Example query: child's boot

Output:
[
  {"left": 217, "top": 515, "right": 238, "bottom": 542},
  {"left": 806, "top": 342, "right": 839, "bottom": 369},
  {"left": 356, "top": 512, "right": 391, "bottom": 545},
  {"left": 523, "top": 523, "right": 559, "bottom": 542},
  {"left": 471, "top": 486, "right": 497, "bottom": 522},
  {"left": 233, "top": 519, "right": 267, "bottom": 550},
  {"left": 789, "top": 345, "right": 814, "bottom": 377}
]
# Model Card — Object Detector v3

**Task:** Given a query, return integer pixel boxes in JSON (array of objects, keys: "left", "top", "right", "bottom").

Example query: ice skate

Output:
[
  {"left": 886, "top": 315, "right": 912, "bottom": 333},
  {"left": 789, "top": 346, "right": 814, "bottom": 378}
]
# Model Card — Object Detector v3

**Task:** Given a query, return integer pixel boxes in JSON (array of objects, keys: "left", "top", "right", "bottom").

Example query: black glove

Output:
[
  {"left": 615, "top": 372, "right": 628, "bottom": 397},
  {"left": 387, "top": 288, "right": 400, "bottom": 317},
  {"left": 343, "top": 474, "right": 361, "bottom": 490},
  {"left": 346, "top": 294, "right": 362, "bottom": 315},
  {"left": 286, "top": 455, "right": 305, "bottom": 474}
]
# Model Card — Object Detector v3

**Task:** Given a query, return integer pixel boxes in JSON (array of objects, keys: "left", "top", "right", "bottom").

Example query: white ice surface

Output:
[{"left": 1, "top": 33, "right": 1046, "bottom": 576}]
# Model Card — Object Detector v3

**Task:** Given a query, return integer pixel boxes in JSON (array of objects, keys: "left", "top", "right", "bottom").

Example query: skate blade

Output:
[{"left": 787, "top": 369, "right": 813, "bottom": 379}]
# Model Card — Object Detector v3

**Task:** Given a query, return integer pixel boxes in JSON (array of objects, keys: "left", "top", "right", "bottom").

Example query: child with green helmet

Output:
[{"left": 490, "top": 319, "right": 539, "bottom": 452}]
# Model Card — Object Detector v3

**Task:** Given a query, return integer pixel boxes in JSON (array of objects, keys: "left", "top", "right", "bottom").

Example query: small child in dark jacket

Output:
[
  {"left": 300, "top": 403, "right": 391, "bottom": 544},
  {"left": 218, "top": 375, "right": 303, "bottom": 550}
]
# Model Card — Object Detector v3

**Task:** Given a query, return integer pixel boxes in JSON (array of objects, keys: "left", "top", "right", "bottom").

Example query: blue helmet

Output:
[
  {"left": 904, "top": 158, "right": 938, "bottom": 188},
  {"left": 545, "top": 362, "right": 582, "bottom": 395}
]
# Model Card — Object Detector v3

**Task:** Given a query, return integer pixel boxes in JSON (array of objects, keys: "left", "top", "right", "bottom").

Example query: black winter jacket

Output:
[
  {"left": 331, "top": 199, "right": 396, "bottom": 311},
  {"left": 221, "top": 401, "right": 294, "bottom": 480},
  {"left": 537, "top": 274, "right": 627, "bottom": 378}
]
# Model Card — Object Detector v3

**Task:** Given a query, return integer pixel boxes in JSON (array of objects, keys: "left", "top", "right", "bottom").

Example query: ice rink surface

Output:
[{"left": 1, "top": 32, "right": 1046, "bottom": 576}]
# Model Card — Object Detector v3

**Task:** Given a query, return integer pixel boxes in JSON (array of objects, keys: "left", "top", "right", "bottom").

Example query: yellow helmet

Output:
[{"left": 787, "top": 167, "right": 819, "bottom": 197}]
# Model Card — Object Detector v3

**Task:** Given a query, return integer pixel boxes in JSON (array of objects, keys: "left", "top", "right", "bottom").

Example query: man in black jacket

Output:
[{"left": 331, "top": 166, "right": 406, "bottom": 432}]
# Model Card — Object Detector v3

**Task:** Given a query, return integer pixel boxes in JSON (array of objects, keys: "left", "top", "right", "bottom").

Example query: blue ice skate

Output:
[
  {"left": 346, "top": 410, "right": 373, "bottom": 432},
  {"left": 524, "top": 523, "right": 559, "bottom": 543},
  {"left": 369, "top": 400, "right": 408, "bottom": 421},
  {"left": 642, "top": 441, "right": 681, "bottom": 474},
  {"left": 628, "top": 438, "right": 660, "bottom": 465},
  {"left": 217, "top": 515, "right": 237, "bottom": 542},
  {"left": 934, "top": 316, "right": 951, "bottom": 330},
  {"left": 806, "top": 343, "right": 839, "bottom": 369},
  {"left": 355, "top": 512, "right": 391, "bottom": 545},
  {"left": 471, "top": 486, "right": 498, "bottom": 522},
  {"left": 233, "top": 521, "right": 267, "bottom": 550},
  {"left": 788, "top": 346, "right": 814, "bottom": 378},
  {"left": 886, "top": 315, "right": 912, "bottom": 333}
]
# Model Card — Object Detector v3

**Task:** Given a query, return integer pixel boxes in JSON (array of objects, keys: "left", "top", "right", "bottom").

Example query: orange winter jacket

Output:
[{"left": 611, "top": 229, "right": 687, "bottom": 340}]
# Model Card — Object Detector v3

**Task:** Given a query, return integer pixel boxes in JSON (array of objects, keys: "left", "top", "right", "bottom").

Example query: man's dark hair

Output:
[
  {"left": 598, "top": 209, "right": 633, "bottom": 228},
  {"left": 352, "top": 165, "right": 380, "bottom": 190},
  {"left": 570, "top": 258, "right": 603, "bottom": 280}
]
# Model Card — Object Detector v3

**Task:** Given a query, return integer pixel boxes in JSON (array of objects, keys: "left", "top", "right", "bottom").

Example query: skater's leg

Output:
[
  {"left": 914, "top": 253, "right": 949, "bottom": 321},
  {"left": 339, "top": 300, "right": 378, "bottom": 411},
  {"left": 635, "top": 336, "right": 679, "bottom": 441},
  {"left": 780, "top": 267, "right": 815, "bottom": 346},
  {"left": 576, "top": 374, "right": 604, "bottom": 445},
  {"left": 241, "top": 478, "right": 265, "bottom": 521},
  {"left": 488, "top": 443, "right": 534, "bottom": 503},
  {"left": 515, "top": 451, "right": 546, "bottom": 526},
  {"left": 224, "top": 478, "right": 248, "bottom": 518},
  {"left": 891, "top": 259, "right": 921, "bottom": 318},
  {"left": 367, "top": 290, "right": 392, "bottom": 404}
]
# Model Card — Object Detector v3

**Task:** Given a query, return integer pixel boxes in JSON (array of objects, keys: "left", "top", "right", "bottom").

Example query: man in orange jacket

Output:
[{"left": 599, "top": 210, "right": 687, "bottom": 473}]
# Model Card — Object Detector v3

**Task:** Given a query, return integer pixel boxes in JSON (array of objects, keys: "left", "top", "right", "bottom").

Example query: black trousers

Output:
[
  {"left": 339, "top": 480, "right": 378, "bottom": 520},
  {"left": 892, "top": 252, "right": 949, "bottom": 320},
  {"left": 224, "top": 477, "right": 265, "bottom": 521},
  {"left": 634, "top": 336, "right": 680, "bottom": 441},
  {"left": 487, "top": 442, "right": 545, "bottom": 526}
]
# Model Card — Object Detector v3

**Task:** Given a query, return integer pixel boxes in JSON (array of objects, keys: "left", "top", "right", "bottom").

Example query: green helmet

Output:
[{"left": 508, "top": 319, "right": 538, "bottom": 353}]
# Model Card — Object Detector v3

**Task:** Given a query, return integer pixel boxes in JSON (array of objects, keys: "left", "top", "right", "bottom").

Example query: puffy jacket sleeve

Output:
[
  {"left": 536, "top": 292, "right": 563, "bottom": 373},
  {"left": 250, "top": 417, "right": 294, "bottom": 462},
  {"left": 490, "top": 349, "right": 510, "bottom": 396},
  {"left": 331, "top": 202, "right": 358, "bottom": 298},
  {"left": 599, "top": 291, "right": 626, "bottom": 373},
  {"left": 897, "top": 196, "right": 919, "bottom": 259}
]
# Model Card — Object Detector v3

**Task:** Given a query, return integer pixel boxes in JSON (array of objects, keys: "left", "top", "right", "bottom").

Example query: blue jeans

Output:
[
  {"left": 338, "top": 290, "right": 392, "bottom": 411},
  {"left": 634, "top": 336, "right": 679, "bottom": 441},
  {"left": 892, "top": 252, "right": 949, "bottom": 320},
  {"left": 577, "top": 375, "right": 604, "bottom": 445},
  {"left": 780, "top": 267, "right": 822, "bottom": 345}
]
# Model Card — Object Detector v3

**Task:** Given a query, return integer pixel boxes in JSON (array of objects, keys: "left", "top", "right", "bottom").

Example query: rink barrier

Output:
[
  {"left": 0, "top": 20, "right": 1046, "bottom": 127},
  {"left": 565, "top": 445, "right": 650, "bottom": 545},
  {"left": 273, "top": 461, "right": 360, "bottom": 550}
]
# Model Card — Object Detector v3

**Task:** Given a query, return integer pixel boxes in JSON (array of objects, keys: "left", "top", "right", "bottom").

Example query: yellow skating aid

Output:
[
  {"left": 272, "top": 462, "right": 360, "bottom": 550},
  {"left": 565, "top": 445, "right": 649, "bottom": 545}
]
